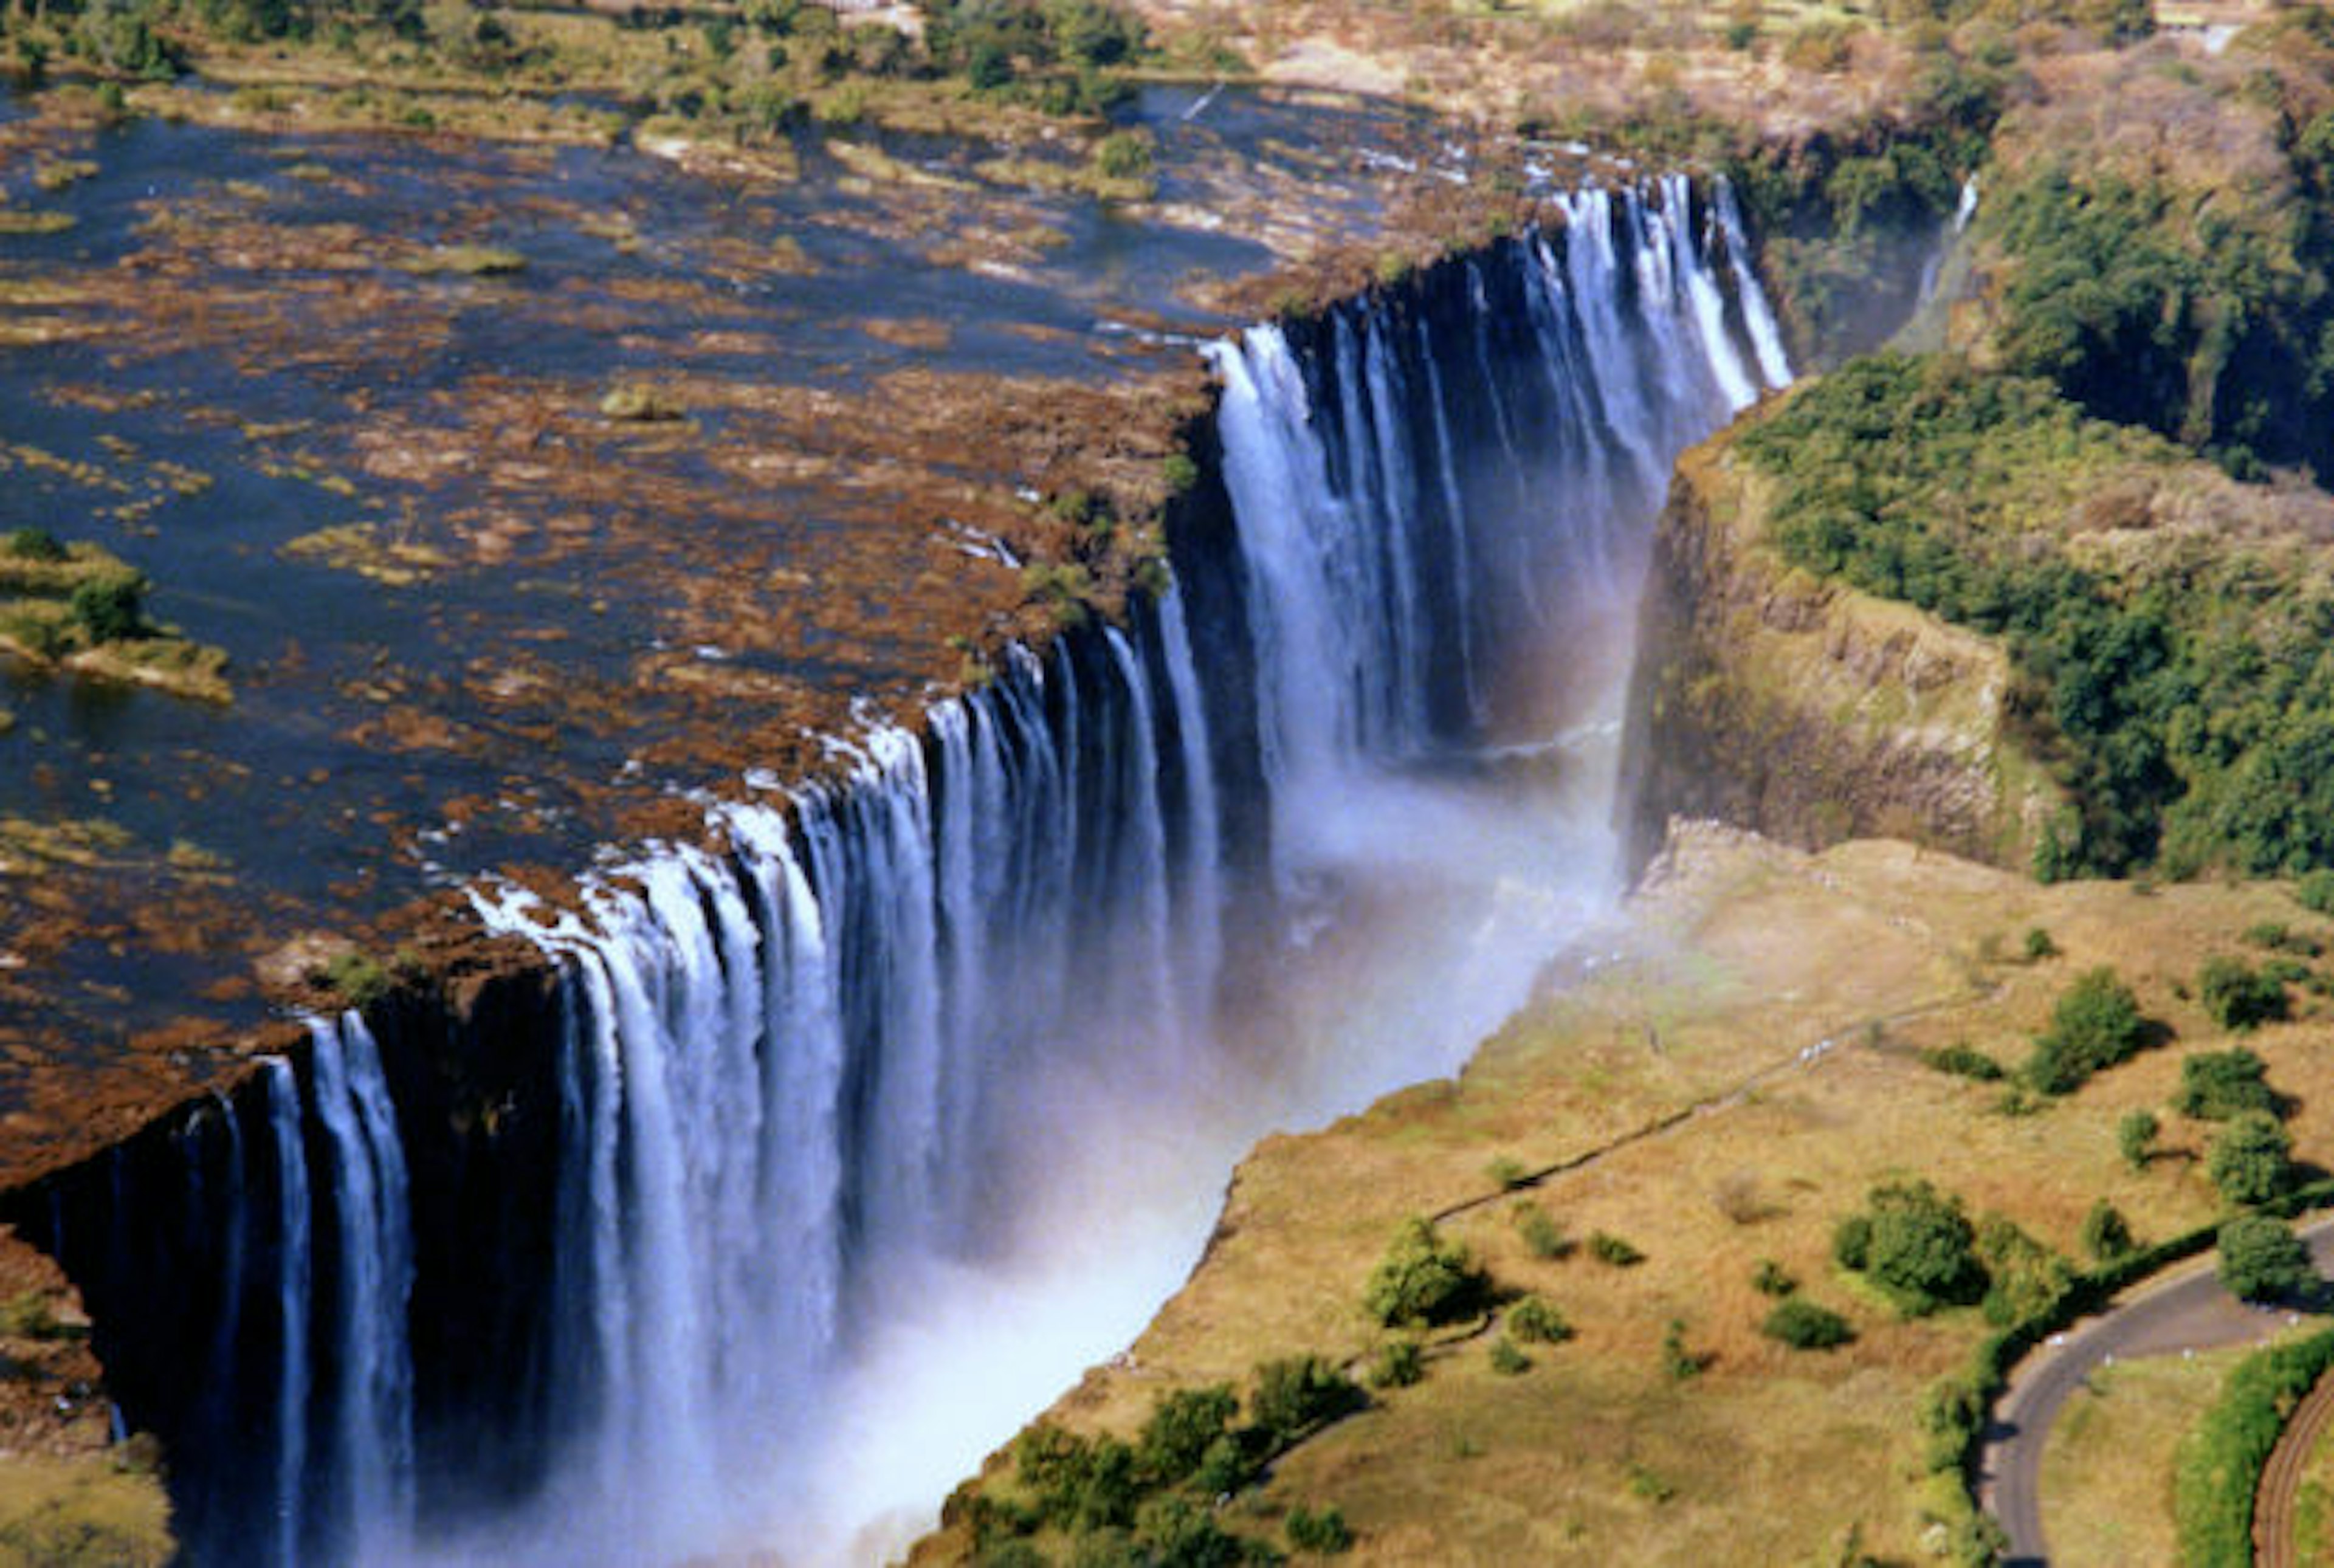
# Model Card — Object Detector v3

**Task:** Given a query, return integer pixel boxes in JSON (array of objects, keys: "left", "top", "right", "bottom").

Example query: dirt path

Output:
[{"left": 2255, "top": 1356, "right": 2334, "bottom": 1568}]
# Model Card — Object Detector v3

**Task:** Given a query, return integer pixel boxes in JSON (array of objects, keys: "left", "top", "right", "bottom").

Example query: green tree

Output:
[
  {"left": 69, "top": 571, "right": 148, "bottom": 644},
  {"left": 2198, "top": 957, "right": 2288, "bottom": 1032},
  {"left": 1137, "top": 1384, "right": 1236, "bottom": 1484},
  {"left": 2119, "top": 1108, "right": 2161, "bottom": 1169},
  {"left": 1841, "top": 1180, "right": 1986, "bottom": 1314},
  {"left": 2081, "top": 1198, "right": 2134, "bottom": 1262},
  {"left": 2217, "top": 1212, "right": 2316, "bottom": 1302},
  {"left": 2175, "top": 1048, "right": 2276, "bottom": 1121},
  {"left": 1362, "top": 1218, "right": 1487, "bottom": 1327},
  {"left": 2208, "top": 1112, "right": 2295, "bottom": 1206},
  {"left": 2028, "top": 967, "right": 2149, "bottom": 1093}
]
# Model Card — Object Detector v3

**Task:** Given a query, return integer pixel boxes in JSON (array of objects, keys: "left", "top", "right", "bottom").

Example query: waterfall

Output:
[{"left": 26, "top": 173, "right": 1791, "bottom": 1568}]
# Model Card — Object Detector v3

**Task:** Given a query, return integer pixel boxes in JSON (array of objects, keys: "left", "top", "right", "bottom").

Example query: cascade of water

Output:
[
  {"left": 148, "top": 170, "right": 1795, "bottom": 1568},
  {"left": 263, "top": 1057, "right": 312, "bottom": 1568}
]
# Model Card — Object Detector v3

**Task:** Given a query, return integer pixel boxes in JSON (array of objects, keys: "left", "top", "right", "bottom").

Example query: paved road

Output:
[{"left": 1978, "top": 1219, "right": 2334, "bottom": 1566}]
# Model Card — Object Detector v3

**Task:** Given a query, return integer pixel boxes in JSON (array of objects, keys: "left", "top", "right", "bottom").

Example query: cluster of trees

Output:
[
  {"left": 924, "top": 0, "right": 1144, "bottom": 113},
  {"left": 1742, "top": 349, "right": 2334, "bottom": 879},
  {"left": 981, "top": 1356, "right": 1360, "bottom": 1564}
]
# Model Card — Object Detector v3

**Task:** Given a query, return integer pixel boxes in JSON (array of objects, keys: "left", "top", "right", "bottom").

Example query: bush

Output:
[
  {"left": 1506, "top": 1295, "right": 1572, "bottom": 1344},
  {"left": 1762, "top": 1298, "right": 1855, "bottom": 1350},
  {"left": 1286, "top": 1504, "right": 1353, "bottom": 1555},
  {"left": 1014, "top": 1425, "right": 1139, "bottom": 1532},
  {"left": 2028, "top": 968, "right": 2149, "bottom": 1093},
  {"left": 1192, "top": 1433, "right": 1250, "bottom": 1498},
  {"left": 1485, "top": 1155, "right": 1527, "bottom": 1191},
  {"left": 1487, "top": 1336, "right": 1530, "bottom": 1376},
  {"left": 1365, "top": 1340, "right": 1420, "bottom": 1390},
  {"left": 2175, "top": 1048, "right": 2276, "bottom": 1121},
  {"left": 2217, "top": 1212, "right": 2316, "bottom": 1303},
  {"left": 1250, "top": 1356, "right": 1360, "bottom": 1446},
  {"left": 1921, "top": 1044, "right": 2005, "bottom": 1081},
  {"left": 1362, "top": 1218, "right": 1488, "bottom": 1327},
  {"left": 1752, "top": 1258, "right": 1797, "bottom": 1297},
  {"left": 1513, "top": 1203, "right": 1569, "bottom": 1260},
  {"left": 1132, "top": 1494, "right": 1244, "bottom": 1567},
  {"left": 2199, "top": 957, "right": 2288, "bottom": 1033},
  {"left": 2209, "top": 1113, "right": 2295, "bottom": 1206},
  {"left": 1661, "top": 1319, "right": 1706, "bottom": 1381},
  {"left": 2081, "top": 1200, "right": 2134, "bottom": 1263},
  {"left": 1977, "top": 1214, "right": 2072, "bottom": 1327},
  {"left": 1838, "top": 1180, "right": 1986, "bottom": 1315},
  {"left": 2118, "top": 1108, "right": 2160, "bottom": 1169},
  {"left": 2023, "top": 927, "right": 2059, "bottom": 961},
  {"left": 1092, "top": 129, "right": 1153, "bottom": 182},
  {"left": 1137, "top": 1384, "right": 1236, "bottom": 1484},
  {"left": 1587, "top": 1231, "right": 1644, "bottom": 1267}
]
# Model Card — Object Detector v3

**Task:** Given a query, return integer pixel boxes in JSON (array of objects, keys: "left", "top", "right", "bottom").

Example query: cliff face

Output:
[{"left": 1619, "top": 425, "right": 2065, "bottom": 877}]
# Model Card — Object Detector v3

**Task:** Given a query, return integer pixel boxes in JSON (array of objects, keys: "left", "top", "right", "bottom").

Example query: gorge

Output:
[{"left": 4, "top": 175, "right": 1791, "bottom": 1566}]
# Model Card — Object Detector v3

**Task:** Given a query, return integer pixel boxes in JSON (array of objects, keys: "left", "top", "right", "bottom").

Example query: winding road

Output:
[{"left": 1979, "top": 1218, "right": 2334, "bottom": 1566}]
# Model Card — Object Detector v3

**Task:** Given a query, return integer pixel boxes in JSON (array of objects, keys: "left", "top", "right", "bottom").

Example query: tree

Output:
[
  {"left": 2175, "top": 1048, "right": 2276, "bottom": 1121},
  {"left": 2218, "top": 1213, "right": 2316, "bottom": 1303},
  {"left": 2081, "top": 1199, "right": 2133, "bottom": 1263},
  {"left": 1850, "top": 1180, "right": 1986, "bottom": 1314},
  {"left": 1137, "top": 1384, "right": 1235, "bottom": 1484},
  {"left": 2118, "top": 1109, "right": 2160, "bottom": 1169},
  {"left": 2027, "top": 967, "right": 2149, "bottom": 1093},
  {"left": 2208, "top": 1112, "right": 2295, "bottom": 1206},
  {"left": 2198, "top": 957, "right": 2288, "bottom": 1031},
  {"left": 1363, "top": 1218, "right": 1487, "bottom": 1327},
  {"left": 69, "top": 571, "right": 148, "bottom": 644}
]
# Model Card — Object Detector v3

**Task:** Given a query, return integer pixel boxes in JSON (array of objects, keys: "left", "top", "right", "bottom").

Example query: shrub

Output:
[
  {"left": 1137, "top": 1384, "right": 1236, "bottom": 1484},
  {"left": 2028, "top": 967, "right": 2149, "bottom": 1093},
  {"left": 1362, "top": 1218, "right": 1488, "bottom": 1327},
  {"left": 2208, "top": 1113, "right": 2294, "bottom": 1206},
  {"left": 1365, "top": 1340, "right": 1420, "bottom": 1390},
  {"left": 1752, "top": 1259, "right": 1797, "bottom": 1297},
  {"left": 2175, "top": 1048, "right": 2276, "bottom": 1121},
  {"left": 1588, "top": 1231, "right": 1644, "bottom": 1267},
  {"left": 2118, "top": 1108, "right": 2160, "bottom": 1169},
  {"left": 1286, "top": 1504, "right": 1353, "bottom": 1554},
  {"left": 1191, "top": 1433, "right": 1250, "bottom": 1498},
  {"left": 1513, "top": 1203, "right": 1569, "bottom": 1260},
  {"left": 2199, "top": 957, "right": 2288, "bottom": 1033},
  {"left": 2023, "top": 926, "right": 2059, "bottom": 961},
  {"left": 1921, "top": 1044, "right": 2005, "bottom": 1081},
  {"left": 1250, "top": 1356, "right": 1361, "bottom": 1445},
  {"left": 1506, "top": 1295, "right": 1572, "bottom": 1344},
  {"left": 1839, "top": 1180, "right": 1985, "bottom": 1315},
  {"left": 1762, "top": 1298, "right": 1854, "bottom": 1350},
  {"left": 2216, "top": 1212, "right": 2315, "bottom": 1302},
  {"left": 1485, "top": 1155, "right": 1527, "bottom": 1191},
  {"left": 1092, "top": 129, "right": 1153, "bottom": 182},
  {"left": 1013, "top": 1425, "right": 1138, "bottom": 1532},
  {"left": 1832, "top": 1213, "right": 1873, "bottom": 1271},
  {"left": 2080, "top": 1199, "right": 2134, "bottom": 1263},
  {"left": 1661, "top": 1319, "right": 1706, "bottom": 1381},
  {"left": 1487, "top": 1336, "right": 1530, "bottom": 1376}
]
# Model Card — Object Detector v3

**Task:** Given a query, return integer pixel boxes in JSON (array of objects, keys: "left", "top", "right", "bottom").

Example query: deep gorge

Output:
[{"left": 2, "top": 175, "right": 1789, "bottom": 1567}]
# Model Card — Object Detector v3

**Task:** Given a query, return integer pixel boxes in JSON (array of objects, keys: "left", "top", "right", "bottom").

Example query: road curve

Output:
[{"left": 1978, "top": 1218, "right": 2334, "bottom": 1566}]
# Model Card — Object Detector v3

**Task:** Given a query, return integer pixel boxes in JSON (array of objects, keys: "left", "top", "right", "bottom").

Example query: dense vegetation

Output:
[
  {"left": 1741, "top": 350, "right": 2334, "bottom": 879},
  {"left": 2174, "top": 1326, "right": 2334, "bottom": 1566}
]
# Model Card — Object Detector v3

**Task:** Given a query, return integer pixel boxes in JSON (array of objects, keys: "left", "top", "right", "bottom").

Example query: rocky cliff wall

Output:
[{"left": 1619, "top": 424, "right": 2065, "bottom": 877}]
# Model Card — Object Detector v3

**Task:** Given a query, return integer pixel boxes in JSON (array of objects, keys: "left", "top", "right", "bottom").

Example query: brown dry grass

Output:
[{"left": 921, "top": 824, "right": 2334, "bottom": 1563}]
